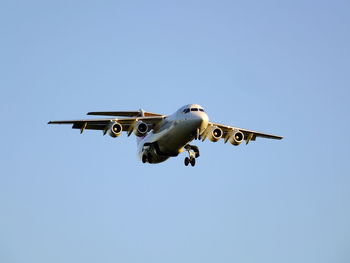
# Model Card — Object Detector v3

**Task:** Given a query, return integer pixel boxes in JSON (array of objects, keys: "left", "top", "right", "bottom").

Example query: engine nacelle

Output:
[
  {"left": 207, "top": 126, "right": 223, "bottom": 142},
  {"left": 229, "top": 130, "right": 244, "bottom": 146},
  {"left": 108, "top": 122, "right": 123, "bottom": 138},
  {"left": 134, "top": 121, "right": 149, "bottom": 137}
]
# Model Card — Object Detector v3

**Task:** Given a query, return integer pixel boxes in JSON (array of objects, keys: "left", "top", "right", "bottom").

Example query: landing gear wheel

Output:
[
  {"left": 142, "top": 155, "right": 147, "bottom": 163},
  {"left": 190, "top": 157, "right": 196, "bottom": 167},
  {"left": 184, "top": 157, "right": 190, "bottom": 166},
  {"left": 147, "top": 154, "right": 153, "bottom": 164},
  {"left": 183, "top": 144, "right": 200, "bottom": 166}
]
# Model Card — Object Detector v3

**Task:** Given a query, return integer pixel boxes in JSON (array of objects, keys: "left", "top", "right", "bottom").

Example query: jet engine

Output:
[
  {"left": 229, "top": 130, "right": 244, "bottom": 146},
  {"left": 207, "top": 126, "right": 223, "bottom": 142},
  {"left": 134, "top": 121, "right": 149, "bottom": 137},
  {"left": 108, "top": 122, "right": 123, "bottom": 137}
]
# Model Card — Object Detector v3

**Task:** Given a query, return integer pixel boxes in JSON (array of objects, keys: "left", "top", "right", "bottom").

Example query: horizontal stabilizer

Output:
[{"left": 87, "top": 110, "right": 164, "bottom": 117}]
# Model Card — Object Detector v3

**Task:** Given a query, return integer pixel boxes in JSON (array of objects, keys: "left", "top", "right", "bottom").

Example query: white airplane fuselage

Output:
[{"left": 137, "top": 104, "right": 209, "bottom": 164}]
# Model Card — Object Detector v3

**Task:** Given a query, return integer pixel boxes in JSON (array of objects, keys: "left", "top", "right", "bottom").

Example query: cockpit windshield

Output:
[{"left": 183, "top": 107, "right": 205, "bottom": 113}]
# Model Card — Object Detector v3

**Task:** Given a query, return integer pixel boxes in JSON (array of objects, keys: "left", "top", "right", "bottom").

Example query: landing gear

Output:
[
  {"left": 184, "top": 144, "right": 200, "bottom": 158},
  {"left": 184, "top": 156, "right": 196, "bottom": 167},
  {"left": 142, "top": 153, "right": 153, "bottom": 164},
  {"left": 147, "top": 153, "right": 153, "bottom": 164},
  {"left": 190, "top": 157, "right": 196, "bottom": 167},
  {"left": 142, "top": 155, "right": 147, "bottom": 163},
  {"left": 194, "top": 128, "right": 202, "bottom": 141},
  {"left": 183, "top": 144, "right": 200, "bottom": 167}
]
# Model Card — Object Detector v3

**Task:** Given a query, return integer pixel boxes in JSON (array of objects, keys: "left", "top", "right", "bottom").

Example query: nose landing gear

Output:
[
  {"left": 184, "top": 156, "right": 196, "bottom": 167},
  {"left": 184, "top": 144, "right": 200, "bottom": 167}
]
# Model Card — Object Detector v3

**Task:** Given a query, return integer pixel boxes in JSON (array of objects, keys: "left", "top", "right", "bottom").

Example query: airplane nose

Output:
[
  {"left": 194, "top": 112, "right": 209, "bottom": 131},
  {"left": 200, "top": 113, "right": 209, "bottom": 127}
]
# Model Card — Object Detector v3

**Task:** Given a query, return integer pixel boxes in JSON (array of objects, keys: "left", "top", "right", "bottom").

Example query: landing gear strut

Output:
[
  {"left": 194, "top": 128, "right": 202, "bottom": 141},
  {"left": 184, "top": 144, "right": 200, "bottom": 167}
]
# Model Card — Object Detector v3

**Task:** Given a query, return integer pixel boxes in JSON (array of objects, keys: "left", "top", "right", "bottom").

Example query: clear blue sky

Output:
[{"left": 1, "top": 0, "right": 349, "bottom": 262}]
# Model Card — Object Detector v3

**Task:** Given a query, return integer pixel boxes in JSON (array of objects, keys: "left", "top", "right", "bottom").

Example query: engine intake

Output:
[
  {"left": 134, "top": 121, "right": 149, "bottom": 137},
  {"left": 229, "top": 130, "right": 244, "bottom": 146},
  {"left": 207, "top": 126, "right": 223, "bottom": 142},
  {"left": 108, "top": 122, "right": 123, "bottom": 137}
]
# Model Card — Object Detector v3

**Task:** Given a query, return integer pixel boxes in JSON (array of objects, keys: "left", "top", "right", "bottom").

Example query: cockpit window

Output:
[{"left": 183, "top": 107, "right": 204, "bottom": 113}]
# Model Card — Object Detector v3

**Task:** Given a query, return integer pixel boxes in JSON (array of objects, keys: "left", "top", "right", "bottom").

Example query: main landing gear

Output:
[
  {"left": 142, "top": 153, "right": 153, "bottom": 164},
  {"left": 184, "top": 144, "right": 200, "bottom": 167}
]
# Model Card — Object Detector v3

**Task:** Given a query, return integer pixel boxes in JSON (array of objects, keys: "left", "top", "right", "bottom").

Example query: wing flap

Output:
[
  {"left": 48, "top": 119, "right": 112, "bottom": 125},
  {"left": 239, "top": 129, "right": 283, "bottom": 140},
  {"left": 72, "top": 123, "right": 109, "bottom": 130}
]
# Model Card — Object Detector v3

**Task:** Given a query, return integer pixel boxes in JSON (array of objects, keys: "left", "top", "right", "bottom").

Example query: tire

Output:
[
  {"left": 147, "top": 154, "right": 153, "bottom": 164},
  {"left": 142, "top": 155, "right": 147, "bottom": 163},
  {"left": 184, "top": 157, "right": 190, "bottom": 166},
  {"left": 190, "top": 157, "right": 196, "bottom": 167}
]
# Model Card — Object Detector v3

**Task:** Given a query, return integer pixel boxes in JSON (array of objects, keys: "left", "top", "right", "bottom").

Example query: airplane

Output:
[{"left": 48, "top": 104, "right": 283, "bottom": 166}]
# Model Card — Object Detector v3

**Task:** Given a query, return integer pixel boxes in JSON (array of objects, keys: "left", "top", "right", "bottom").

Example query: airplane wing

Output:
[
  {"left": 207, "top": 122, "right": 283, "bottom": 144},
  {"left": 48, "top": 116, "right": 165, "bottom": 134}
]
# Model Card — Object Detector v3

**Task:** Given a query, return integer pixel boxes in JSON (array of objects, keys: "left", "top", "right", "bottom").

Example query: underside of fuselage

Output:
[
  {"left": 139, "top": 123, "right": 196, "bottom": 163},
  {"left": 138, "top": 104, "right": 209, "bottom": 164}
]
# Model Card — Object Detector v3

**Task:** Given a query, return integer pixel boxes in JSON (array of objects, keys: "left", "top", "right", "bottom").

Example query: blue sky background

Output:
[{"left": 1, "top": 0, "right": 349, "bottom": 262}]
